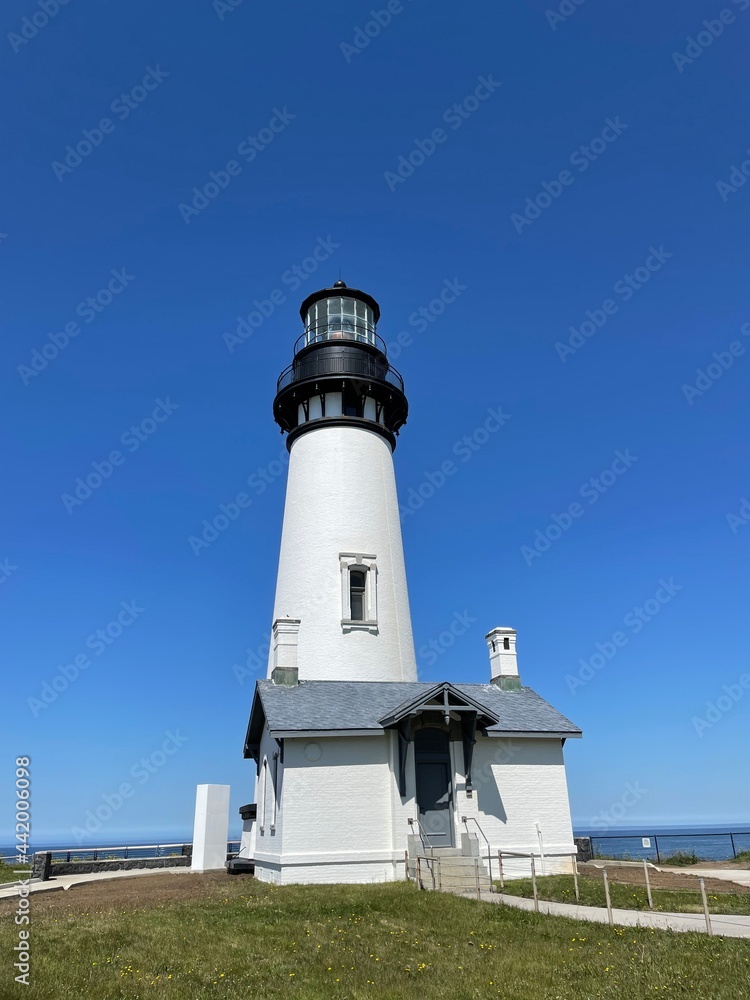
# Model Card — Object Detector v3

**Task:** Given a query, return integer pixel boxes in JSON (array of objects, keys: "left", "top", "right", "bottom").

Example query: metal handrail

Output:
[
  {"left": 294, "top": 322, "right": 385, "bottom": 356},
  {"left": 408, "top": 816, "right": 436, "bottom": 856},
  {"left": 276, "top": 354, "right": 404, "bottom": 394},
  {"left": 462, "top": 816, "right": 494, "bottom": 889}
]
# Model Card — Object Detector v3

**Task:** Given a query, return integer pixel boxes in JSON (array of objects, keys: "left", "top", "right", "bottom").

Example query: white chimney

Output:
[
  {"left": 486, "top": 627, "right": 521, "bottom": 690},
  {"left": 271, "top": 618, "right": 301, "bottom": 685}
]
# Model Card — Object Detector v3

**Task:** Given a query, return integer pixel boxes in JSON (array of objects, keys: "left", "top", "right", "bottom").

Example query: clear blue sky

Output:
[{"left": 2, "top": 0, "right": 749, "bottom": 846}]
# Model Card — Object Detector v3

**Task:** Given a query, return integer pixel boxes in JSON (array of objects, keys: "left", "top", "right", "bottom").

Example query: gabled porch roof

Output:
[{"left": 378, "top": 681, "right": 500, "bottom": 728}]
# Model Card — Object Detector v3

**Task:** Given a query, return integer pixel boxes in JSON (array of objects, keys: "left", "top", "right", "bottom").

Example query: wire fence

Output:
[
  {"left": 586, "top": 831, "right": 750, "bottom": 864},
  {"left": 0, "top": 842, "right": 242, "bottom": 866}
]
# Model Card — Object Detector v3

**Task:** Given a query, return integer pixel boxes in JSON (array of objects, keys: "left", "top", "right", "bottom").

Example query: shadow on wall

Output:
[{"left": 472, "top": 771, "right": 508, "bottom": 824}]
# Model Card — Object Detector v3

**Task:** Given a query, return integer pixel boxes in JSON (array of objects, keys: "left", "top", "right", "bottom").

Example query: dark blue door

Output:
[{"left": 415, "top": 729, "right": 454, "bottom": 848}]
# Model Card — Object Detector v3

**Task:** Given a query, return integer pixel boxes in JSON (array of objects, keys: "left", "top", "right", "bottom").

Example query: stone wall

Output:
[{"left": 50, "top": 856, "right": 190, "bottom": 876}]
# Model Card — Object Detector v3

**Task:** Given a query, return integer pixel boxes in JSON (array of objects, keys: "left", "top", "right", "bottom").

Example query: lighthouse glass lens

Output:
[{"left": 305, "top": 296, "right": 375, "bottom": 346}]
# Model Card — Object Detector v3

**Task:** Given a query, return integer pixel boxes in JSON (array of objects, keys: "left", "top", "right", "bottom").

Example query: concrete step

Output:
[
  {"left": 408, "top": 847, "right": 463, "bottom": 858},
  {"left": 407, "top": 858, "right": 484, "bottom": 869},
  {"left": 436, "top": 856, "right": 488, "bottom": 868},
  {"left": 420, "top": 876, "right": 494, "bottom": 892}
]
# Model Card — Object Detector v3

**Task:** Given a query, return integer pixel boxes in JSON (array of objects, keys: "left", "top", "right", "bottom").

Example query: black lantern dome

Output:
[{"left": 274, "top": 282, "right": 408, "bottom": 450}]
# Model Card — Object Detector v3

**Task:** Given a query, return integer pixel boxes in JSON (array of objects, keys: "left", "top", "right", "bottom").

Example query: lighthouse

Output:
[
  {"left": 238, "top": 281, "right": 581, "bottom": 886},
  {"left": 267, "top": 280, "right": 417, "bottom": 684}
]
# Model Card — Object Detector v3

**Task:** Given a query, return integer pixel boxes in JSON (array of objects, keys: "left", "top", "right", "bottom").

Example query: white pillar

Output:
[
  {"left": 268, "top": 425, "right": 417, "bottom": 682},
  {"left": 191, "top": 784, "right": 230, "bottom": 873}
]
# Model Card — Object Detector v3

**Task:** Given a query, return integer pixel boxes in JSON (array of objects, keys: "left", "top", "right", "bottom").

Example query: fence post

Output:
[
  {"left": 475, "top": 858, "right": 480, "bottom": 900},
  {"left": 497, "top": 851, "right": 504, "bottom": 892},
  {"left": 404, "top": 850, "right": 408, "bottom": 881},
  {"left": 437, "top": 857, "right": 442, "bottom": 892},
  {"left": 573, "top": 859, "right": 579, "bottom": 902},
  {"left": 530, "top": 855, "right": 539, "bottom": 912},
  {"left": 699, "top": 878, "right": 713, "bottom": 936},
  {"left": 730, "top": 833, "right": 737, "bottom": 859},
  {"left": 642, "top": 859, "right": 653, "bottom": 909},
  {"left": 654, "top": 836, "right": 661, "bottom": 865},
  {"left": 602, "top": 868, "right": 613, "bottom": 927},
  {"left": 416, "top": 855, "right": 422, "bottom": 890}
]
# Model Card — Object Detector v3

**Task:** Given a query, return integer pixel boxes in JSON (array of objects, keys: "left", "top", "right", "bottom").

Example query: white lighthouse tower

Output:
[
  {"left": 237, "top": 280, "right": 581, "bottom": 886},
  {"left": 267, "top": 280, "right": 417, "bottom": 684}
]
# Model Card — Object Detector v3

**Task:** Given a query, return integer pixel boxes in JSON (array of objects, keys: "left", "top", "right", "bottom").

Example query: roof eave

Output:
[
  {"left": 270, "top": 727, "right": 383, "bottom": 739},
  {"left": 484, "top": 729, "right": 583, "bottom": 739},
  {"left": 243, "top": 686, "right": 267, "bottom": 758}
]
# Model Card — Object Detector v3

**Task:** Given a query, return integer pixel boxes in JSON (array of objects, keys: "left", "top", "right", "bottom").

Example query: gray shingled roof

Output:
[{"left": 245, "top": 680, "right": 580, "bottom": 753}]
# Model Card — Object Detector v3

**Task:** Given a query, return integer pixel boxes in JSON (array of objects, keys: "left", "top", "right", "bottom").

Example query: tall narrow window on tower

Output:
[
  {"left": 349, "top": 570, "right": 367, "bottom": 621},
  {"left": 339, "top": 553, "right": 378, "bottom": 631}
]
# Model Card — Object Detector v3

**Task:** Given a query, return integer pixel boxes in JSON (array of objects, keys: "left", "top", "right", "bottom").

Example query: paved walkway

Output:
[
  {"left": 474, "top": 890, "right": 750, "bottom": 939},
  {"left": 0, "top": 866, "right": 190, "bottom": 900}
]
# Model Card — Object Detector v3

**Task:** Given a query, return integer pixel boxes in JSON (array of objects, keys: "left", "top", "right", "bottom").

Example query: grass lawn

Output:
[
  {"left": 500, "top": 874, "right": 750, "bottom": 916},
  {"left": 0, "top": 862, "right": 28, "bottom": 884},
  {"left": 0, "top": 873, "right": 748, "bottom": 998}
]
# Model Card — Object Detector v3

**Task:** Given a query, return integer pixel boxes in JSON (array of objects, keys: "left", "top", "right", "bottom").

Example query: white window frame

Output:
[{"left": 339, "top": 553, "right": 378, "bottom": 632}]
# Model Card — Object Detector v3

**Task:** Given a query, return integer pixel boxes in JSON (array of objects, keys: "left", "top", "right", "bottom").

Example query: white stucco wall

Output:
[
  {"left": 457, "top": 735, "right": 577, "bottom": 876},
  {"left": 254, "top": 734, "right": 407, "bottom": 885},
  {"left": 267, "top": 425, "right": 417, "bottom": 683}
]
